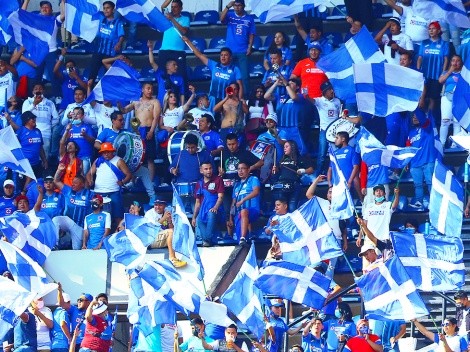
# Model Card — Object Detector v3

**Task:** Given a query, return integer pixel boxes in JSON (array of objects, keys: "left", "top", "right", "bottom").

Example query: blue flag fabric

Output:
[
  {"left": 116, "top": 0, "right": 172, "bottom": 32},
  {"left": 413, "top": 0, "right": 470, "bottom": 28},
  {"left": 171, "top": 185, "right": 204, "bottom": 280},
  {"left": 329, "top": 146, "right": 355, "bottom": 220},
  {"left": 221, "top": 243, "right": 265, "bottom": 339},
  {"left": 0, "top": 211, "right": 56, "bottom": 265},
  {"left": 453, "top": 56, "right": 470, "bottom": 130},
  {"left": 249, "top": 0, "right": 315, "bottom": 23},
  {"left": 355, "top": 256, "right": 429, "bottom": 321},
  {"left": 390, "top": 232, "right": 465, "bottom": 291},
  {"left": 0, "top": 126, "right": 37, "bottom": 180},
  {"left": 272, "top": 197, "right": 343, "bottom": 266},
  {"left": 317, "top": 26, "right": 386, "bottom": 102},
  {"left": 8, "top": 9, "right": 56, "bottom": 66},
  {"left": 85, "top": 60, "right": 142, "bottom": 104},
  {"left": 65, "top": 0, "right": 100, "bottom": 43},
  {"left": 353, "top": 62, "right": 424, "bottom": 117},
  {"left": 124, "top": 213, "right": 159, "bottom": 245},
  {"left": 0, "top": 2, "right": 18, "bottom": 45},
  {"left": 430, "top": 160, "right": 464, "bottom": 237},
  {"left": 104, "top": 228, "right": 150, "bottom": 269},
  {"left": 254, "top": 260, "right": 331, "bottom": 309}
]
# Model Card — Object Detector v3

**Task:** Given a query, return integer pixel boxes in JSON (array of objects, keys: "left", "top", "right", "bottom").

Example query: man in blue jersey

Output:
[
  {"left": 0, "top": 180, "right": 16, "bottom": 217},
  {"left": 82, "top": 194, "right": 111, "bottom": 250},
  {"left": 51, "top": 292, "right": 72, "bottom": 352},
  {"left": 52, "top": 172, "right": 93, "bottom": 250},
  {"left": 198, "top": 114, "right": 224, "bottom": 158},
  {"left": 41, "top": 175, "right": 64, "bottom": 219},
  {"left": 262, "top": 49, "right": 293, "bottom": 109},
  {"left": 88, "top": 1, "right": 125, "bottom": 85},
  {"left": 294, "top": 15, "right": 333, "bottom": 57},
  {"left": 94, "top": 111, "right": 125, "bottom": 150},
  {"left": 182, "top": 36, "right": 243, "bottom": 109},
  {"left": 220, "top": 0, "right": 256, "bottom": 98}
]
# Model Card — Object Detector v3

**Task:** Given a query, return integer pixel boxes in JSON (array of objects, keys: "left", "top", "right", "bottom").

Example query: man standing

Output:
[
  {"left": 294, "top": 15, "right": 333, "bottom": 57},
  {"left": 61, "top": 87, "right": 96, "bottom": 126},
  {"left": 262, "top": 49, "right": 293, "bottom": 109},
  {"left": 82, "top": 194, "right": 111, "bottom": 250},
  {"left": 198, "top": 114, "right": 224, "bottom": 158},
  {"left": 344, "top": 319, "right": 383, "bottom": 352},
  {"left": 302, "top": 318, "right": 327, "bottom": 352},
  {"left": 0, "top": 180, "right": 16, "bottom": 217},
  {"left": 220, "top": 0, "right": 255, "bottom": 97},
  {"left": 0, "top": 60, "right": 17, "bottom": 112},
  {"left": 454, "top": 290, "right": 470, "bottom": 342},
  {"left": 291, "top": 44, "right": 328, "bottom": 99},
  {"left": 189, "top": 94, "right": 214, "bottom": 128},
  {"left": 41, "top": 175, "right": 64, "bottom": 220},
  {"left": 374, "top": 17, "right": 413, "bottom": 65},
  {"left": 94, "top": 111, "right": 125, "bottom": 149},
  {"left": 201, "top": 324, "right": 248, "bottom": 352}
]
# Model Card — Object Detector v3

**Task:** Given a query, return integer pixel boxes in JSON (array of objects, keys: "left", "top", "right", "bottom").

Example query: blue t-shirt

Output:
[
  {"left": 51, "top": 307, "right": 70, "bottom": 349},
  {"left": 333, "top": 146, "right": 359, "bottom": 180},
  {"left": 14, "top": 312, "right": 37, "bottom": 351},
  {"left": 264, "top": 47, "right": 293, "bottom": 65},
  {"left": 41, "top": 192, "right": 64, "bottom": 218},
  {"left": 408, "top": 113, "right": 436, "bottom": 167},
  {"left": 170, "top": 150, "right": 213, "bottom": 183},
  {"left": 155, "top": 68, "right": 185, "bottom": 105},
  {"left": 418, "top": 38, "right": 449, "bottom": 80},
  {"left": 232, "top": 176, "right": 260, "bottom": 210},
  {"left": 16, "top": 126, "right": 43, "bottom": 166},
  {"left": 96, "top": 127, "right": 122, "bottom": 144},
  {"left": 258, "top": 129, "right": 287, "bottom": 161},
  {"left": 223, "top": 11, "right": 256, "bottom": 54},
  {"left": 201, "top": 130, "right": 223, "bottom": 154},
  {"left": 0, "top": 196, "right": 15, "bottom": 217},
  {"left": 96, "top": 15, "right": 125, "bottom": 56},
  {"left": 267, "top": 316, "right": 288, "bottom": 352},
  {"left": 302, "top": 333, "right": 327, "bottom": 352},
  {"left": 366, "top": 163, "right": 389, "bottom": 188},
  {"left": 323, "top": 320, "right": 357, "bottom": 351},
  {"left": 278, "top": 93, "right": 307, "bottom": 127},
  {"left": 68, "top": 305, "right": 86, "bottom": 344},
  {"left": 68, "top": 122, "right": 96, "bottom": 158},
  {"left": 443, "top": 71, "right": 461, "bottom": 94},
  {"left": 61, "top": 185, "right": 93, "bottom": 227},
  {"left": 161, "top": 15, "right": 190, "bottom": 51},
  {"left": 207, "top": 59, "right": 242, "bottom": 100},
  {"left": 84, "top": 211, "right": 110, "bottom": 248},
  {"left": 262, "top": 65, "right": 293, "bottom": 107},
  {"left": 60, "top": 73, "right": 87, "bottom": 109}
]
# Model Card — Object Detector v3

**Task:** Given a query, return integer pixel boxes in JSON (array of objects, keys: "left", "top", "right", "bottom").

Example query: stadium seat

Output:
[
  {"left": 192, "top": 65, "right": 212, "bottom": 81},
  {"left": 291, "top": 33, "right": 301, "bottom": 49},
  {"left": 382, "top": 5, "right": 394, "bottom": 18},
  {"left": 249, "top": 63, "right": 265, "bottom": 78},
  {"left": 122, "top": 41, "right": 145, "bottom": 54},
  {"left": 192, "top": 10, "right": 219, "bottom": 25},
  {"left": 67, "top": 41, "right": 93, "bottom": 54},
  {"left": 181, "top": 11, "right": 193, "bottom": 21},
  {"left": 372, "top": 3, "right": 384, "bottom": 18},
  {"left": 186, "top": 66, "right": 193, "bottom": 79},
  {"left": 396, "top": 195, "right": 408, "bottom": 211},
  {"left": 205, "top": 37, "right": 227, "bottom": 53},
  {"left": 261, "top": 35, "right": 274, "bottom": 51},
  {"left": 139, "top": 66, "right": 156, "bottom": 82},
  {"left": 326, "top": 5, "right": 347, "bottom": 20},
  {"left": 323, "top": 32, "right": 344, "bottom": 48},
  {"left": 252, "top": 36, "right": 263, "bottom": 51},
  {"left": 186, "top": 37, "right": 206, "bottom": 54}
]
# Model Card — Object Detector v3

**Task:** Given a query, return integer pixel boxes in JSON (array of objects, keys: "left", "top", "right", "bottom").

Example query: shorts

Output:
[
  {"left": 425, "top": 79, "right": 443, "bottom": 100},
  {"left": 138, "top": 126, "right": 157, "bottom": 160},
  {"left": 149, "top": 229, "right": 170, "bottom": 249}
]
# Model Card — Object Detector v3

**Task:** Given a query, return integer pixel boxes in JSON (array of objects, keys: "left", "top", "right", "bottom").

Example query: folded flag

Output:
[
  {"left": 356, "top": 256, "right": 429, "bottom": 321},
  {"left": 254, "top": 260, "right": 331, "bottom": 309},
  {"left": 390, "top": 231, "right": 465, "bottom": 291},
  {"left": 429, "top": 160, "right": 464, "bottom": 237},
  {"left": 0, "top": 126, "right": 37, "bottom": 180},
  {"left": 353, "top": 62, "right": 424, "bottom": 116},
  {"left": 412, "top": 0, "right": 470, "bottom": 29},
  {"left": 65, "top": 0, "right": 100, "bottom": 43},
  {"left": 104, "top": 228, "right": 150, "bottom": 269},
  {"left": 329, "top": 146, "right": 355, "bottom": 220},
  {"left": 116, "top": 0, "right": 172, "bottom": 32},
  {"left": 221, "top": 243, "right": 265, "bottom": 339}
]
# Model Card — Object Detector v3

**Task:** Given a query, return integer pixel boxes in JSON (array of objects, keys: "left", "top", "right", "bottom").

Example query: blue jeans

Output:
[
  {"left": 233, "top": 53, "right": 249, "bottom": 99},
  {"left": 316, "top": 129, "right": 328, "bottom": 176},
  {"left": 272, "top": 182, "right": 300, "bottom": 213},
  {"left": 410, "top": 162, "right": 434, "bottom": 202},
  {"left": 196, "top": 212, "right": 218, "bottom": 244}
]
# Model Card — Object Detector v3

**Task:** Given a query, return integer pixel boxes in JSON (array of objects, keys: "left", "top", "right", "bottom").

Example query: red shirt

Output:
[
  {"left": 345, "top": 334, "right": 382, "bottom": 352},
  {"left": 81, "top": 315, "right": 111, "bottom": 352},
  {"left": 291, "top": 58, "right": 328, "bottom": 98},
  {"left": 195, "top": 175, "right": 225, "bottom": 201}
]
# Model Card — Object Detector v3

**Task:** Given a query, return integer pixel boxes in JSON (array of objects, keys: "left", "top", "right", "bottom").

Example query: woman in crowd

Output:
[
  {"left": 263, "top": 31, "right": 292, "bottom": 70},
  {"left": 245, "top": 85, "right": 273, "bottom": 144},
  {"left": 323, "top": 302, "right": 357, "bottom": 352},
  {"left": 412, "top": 317, "right": 467, "bottom": 352},
  {"left": 58, "top": 126, "right": 83, "bottom": 187},
  {"left": 159, "top": 85, "right": 196, "bottom": 137}
]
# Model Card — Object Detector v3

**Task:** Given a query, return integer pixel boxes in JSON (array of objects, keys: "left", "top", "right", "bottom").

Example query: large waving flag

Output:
[
  {"left": 453, "top": 56, "right": 470, "bottom": 130},
  {"left": 390, "top": 232, "right": 465, "bottom": 291},
  {"left": 104, "top": 229, "right": 149, "bottom": 269},
  {"left": 0, "top": 211, "right": 56, "bottom": 265},
  {"left": 65, "top": 0, "right": 100, "bottom": 43},
  {"left": 429, "top": 160, "right": 464, "bottom": 237},
  {"left": 329, "top": 146, "right": 355, "bottom": 220},
  {"left": 85, "top": 60, "right": 142, "bottom": 104},
  {"left": 356, "top": 256, "right": 429, "bottom": 321},
  {"left": 0, "top": 240, "right": 57, "bottom": 297},
  {"left": 254, "top": 261, "right": 331, "bottom": 309},
  {"left": 138, "top": 260, "right": 234, "bottom": 327},
  {"left": 317, "top": 26, "right": 386, "bottom": 102},
  {"left": 412, "top": 0, "right": 470, "bottom": 29},
  {"left": 272, "top": 197, "right": 343, "bottom": 266},
  {"left": 353, "top": 62, "right": 424, "bottom": 116},
  {"left": 8, "top": 9, "right": 56, "bottom": 66},
  {"left": 171, "top": 186, "right": 204, "bottom": 280},
  {"left": 116, "top": 0, "right": 172, "bottom": 32},
  {"left": 248, "top": 0, "right": 323, "bottom": 23},
  {"left": 0, "top": 2, "right": 19, "bottom": 45},
  {"left": 0, "top": 126, "right": 37, "bottom": 180},
  {"left": 0, "top": 276, "right": 37, "bottom": 341},
  {"left": 221, "top": 244, "right": 265, "bottom": 339}
]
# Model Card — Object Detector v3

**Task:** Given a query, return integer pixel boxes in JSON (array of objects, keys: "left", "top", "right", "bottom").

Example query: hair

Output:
[
  {"left": 74, "top": 87, "right": 86, "bottom": 95},
  {"left": 337, "top": 131, "right": 350, "bottom": 143},
  {"left": 110, "top": 111, "right": 122, "bottom": 121},
  {"left": 184, "top": 133, "right": 199, "bottom": 146},
  {"left": 247, "top": 84, "right": 267, "bottom": 107},
  {"left": 73, "top": 106, "right": 85, "bottom": 115},
  {"left": 226, "top": 133, "right": 238, "bottom": 142},
  {"left": 191, "top": 317, "right": 204, "bottom": 326},
  {"left": 220, "top": 47, "right": 233, "bottom": 56},
  {"left": 172, "top": 0, "right": 183, "bottom": 7},
  {"left": 281, "top": 140, "right": 300, "bottom": 164},
  {"left": 400, "top": 52, "right": 412, "bottom": 62},
  {"left": 337, "top": 302, "right": 353, "bottom": 321},
  {"left": 103, "top": 1, "right": 115, "bottom": 8},
  {"left": 200, "top": 161, "right": 212, "bottom": 168},
  {"left": 290, "top": 345, "right": 304, "bottom": 352},
  {"left": 288, "top": 77, "right": 301, "bottom": 87},
  {"left": 275, "top": 197, "right": 288, "bottom": 205},
  {"left": 74, "top": 174, "right": 86, "bottom": 184},
  {"left": 96, "top": 293, "right": 108, "bottom": 302},
  {"left": 445, "top": 317, "right": 458, "bottom": 328},
  {"left": 268, "top": 32, "right": 290, "bottom": 52},
  {"left": 404, "top": 218, "right": 418, "bottom": 229},
  {"left": 454, "top": 290, "right": 468, "bottom": 300},
  {"left": 65, "top": 59, "right": 76, "bottom": 66},
  {"left": 309, "top": 24, "right": 323, "bottom": 33},
  {"left": 163, "top": 90, "right": 179, "bottom": 113},
  {"left": 229, "top": 81, "right": 240, "bottom": 90},
  {"left": 227, "top": 324, "right": 238, "bottom": 331},
  {"left": 268, "top": 48, "right": 283, "bottom": 57},
  {"left": 200, "top": 114, "right": 215, "bottom": 130}
]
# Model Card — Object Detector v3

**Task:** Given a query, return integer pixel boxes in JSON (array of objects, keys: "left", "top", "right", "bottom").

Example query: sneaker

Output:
[
  {"left": 239, "top": 237, "right": 248, "bottom": 247},
  {"left": 202, "top": 241, "right": 212, "bottom": 247},
  {"left": 170, "top": 257, "right": 187, "bottom": 268},
  {"left": 408, "top": 201, "right": 423, "bottom": 208}
]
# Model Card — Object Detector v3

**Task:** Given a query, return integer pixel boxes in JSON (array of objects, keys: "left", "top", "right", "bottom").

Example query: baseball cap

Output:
[
  {"left": 15, "top": 195, "right": 29, "bottom": 204},
  {"left": 78, "top": 293, "right": 93, "bottom": 302},
  {"left": 389, "top": 17, "right": 401, "bottom": 27},
  {"left": 154, "top": 199, "right": 167, "bottom": 205},
  {"left": 308, "top": 41, "right": 322, "bottom": 52},
  {"left": 270, "top": 299, "right": 284, "bottom": 307},
  {"left": 92, "top": 302, "right": 108, "bottom": 315},
  {"left": 373, "top": 184, "right": 386, "bottom": 192},
  {"left": 92, "top": 194, "right": 104, "bottom": 204},
  {"left": 44, "top": 176, "right": 54, "bottom": 182},
  {"left": 320, "top": 81, "right": 333, "bottom": 94},
  {"left": 265, "top": 113, "right": 278, "bottom": 124},
  {"left": 3, "top": 179, "right": 14, "bottom": 188},
  {"left": 358, "top": 243, "right": 376, "bottom": 257}
]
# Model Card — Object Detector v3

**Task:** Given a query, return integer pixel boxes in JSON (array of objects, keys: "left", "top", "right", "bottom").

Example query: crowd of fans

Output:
[{"left": 2, "top": 0, "right": 470, "bottom": 350}]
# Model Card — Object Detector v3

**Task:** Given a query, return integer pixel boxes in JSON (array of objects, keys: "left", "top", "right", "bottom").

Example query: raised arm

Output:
[
  {"left": 181, "top": 36, "right": 208, "bottom": 66},
  {"left": 293, "top": 15, "right": 308, "bottom": 41},
  {"left": 147, "top": 41, "right": 159, "bottom": 71},
  {"left": 220, "top": 0, "right": 235, "bottom": 22},
  {"left": 306, "top": 175, "right": 326, "bottom": 199},
  {"left": 182, "top": 85, "right": 196, "bottom": 112}
]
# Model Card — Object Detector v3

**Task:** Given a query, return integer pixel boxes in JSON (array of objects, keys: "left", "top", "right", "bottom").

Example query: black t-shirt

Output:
[
  {"left": 222, "top": 148, "right": 260, "bottom": 180},
  {"left": 277, "top": 155, "right": 313, "bottom": 182}
]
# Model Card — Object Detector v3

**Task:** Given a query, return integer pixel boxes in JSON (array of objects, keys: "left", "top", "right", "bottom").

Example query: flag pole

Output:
[{"left": 389, "top": 164, "right": 407, "bottom": 209}]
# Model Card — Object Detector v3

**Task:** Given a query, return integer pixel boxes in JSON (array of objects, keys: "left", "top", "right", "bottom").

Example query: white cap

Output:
[
  {"left": 57, "top": 292, "right": 71, "bottom": 305},
  {"left": 265, "top": 113, "right": 278, "bottom": 124},
  {"left": 358, "top": 243, "right": 376, "bottom": 257},
  {"left": 93, "top": 302, "right": 108, "bottom": 315},
  {"left": 3, "top": 180, "right": 14, "bottom": 187}
]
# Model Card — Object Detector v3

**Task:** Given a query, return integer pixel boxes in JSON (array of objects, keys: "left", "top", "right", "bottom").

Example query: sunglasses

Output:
[
  {"left": 441, "top": 322, "right": 451, "bottom": 327},
  {"left": 77, "top": 298, "right": 89, "bottom": 302}
]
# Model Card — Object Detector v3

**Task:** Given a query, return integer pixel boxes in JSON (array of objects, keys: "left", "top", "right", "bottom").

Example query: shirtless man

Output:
[
  {"left": 121, "top": 82, "right": 161, "bottom": 181},
  {"left": 213, "top": 82, "right": 248, "bottom": 141}
]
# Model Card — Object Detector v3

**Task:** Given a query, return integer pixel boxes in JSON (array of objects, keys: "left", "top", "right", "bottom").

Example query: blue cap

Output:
[
  {"left": 308, "top": 41, "right": 322, "bottom": 52},
  {"left": 79, "top": 293, "right": 93, "bottom": 301}
]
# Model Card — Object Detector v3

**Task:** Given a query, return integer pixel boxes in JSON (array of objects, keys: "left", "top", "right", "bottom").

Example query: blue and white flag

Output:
[
  {"left": 353, "top": 62, "right": 424, "bottom": 116},
  {"left": 0, "top": 276, "right": 37, "bottom": 341},
  {"left": 0, "top": 2, "right": 19, "bottom": 45},
  {"left": 248, "top": 0, "right": 323, "bottom": 23},
  {"left": 0, "top": 211, "right": 56, "bottom": 265},
  {"left": 221, "top": 244, "right": 265, "bottom": 339},
  {"left": 104, "top": 229, "right": 150, "bottom": 269},
  {"left": 116, "top": 0, "right": 172, "bottom": 32},
  {"left": 0, "top": 240, "right": 57, "bottom": 297},
  {"left": 329, "top": 146, "right": 355, "bottom": 220},
  {"left": 138, "top": 260, "right": 234, "bottom": 327},
  {"left": 272, "top": 197, "right": 343, "bottom": 266},
  {"left": 124, "top": 213, "right": 159, "bottom": 245},
  {"left": 172, "top": 185, "right": 204, "bottom": 280},
  {"left": 85, "top": 60, "right": 142, "bottom": 104},
  {"left": 453, "top": 57, "right": 470, "bottom": 130},
  {"left": 355, "top": 256, "right": 429, "bottom": 321},
  {"left": 430, "top": 160, "right": 464, "bottom": 237},
  {"left": 8, "top": 9, "right": 56, "bottom": 66},
  {"left": 127, "top": 271, "right": 176, "bottom": 336},
  {"left": 254, "top": 261, "right": 331, "bottom": 309},
  {"left": 317, "top": 26, "right": 386, "bottom": 102},
  {"left": 65, "top": 0, "right": 100, "bottom": 43},
  {"left": 390, "top": 232, "right": 465, "bottom": 291},
  {"left": 413, "top": 0, "right": 470, "bottom": 28},
  {"left": 0, "top": 126, "right": 36, "bottom": 180}
]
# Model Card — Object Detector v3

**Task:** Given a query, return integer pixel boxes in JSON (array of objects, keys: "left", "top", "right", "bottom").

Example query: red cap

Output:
[
  {"left": 429, "top": 21, "right": 441, "bottom": 31},
  {"left": 15, "top": 195, "right": 29, "bottom": 204},
  {"left": 92, "top": 194, "right": 103, "bottom": 204}
]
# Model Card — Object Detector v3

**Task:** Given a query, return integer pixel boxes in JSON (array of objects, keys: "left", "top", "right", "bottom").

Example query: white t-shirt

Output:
[
  {"left": 62, "top": 102, "right": 96, "bottom": 126},
  {"left": 317, "top": 197, "right": 342, "bottom": 240},
  {"left": 381, "top": 32, "right": 414, "bottom": 65},
  {"left": 93, "top": 103, "right": 118, "bottom": 133},
  {"left": 163, "top": 106, "right": 184, "bottom": 128},
  {"left": 313, "top": 96, "right": 341, "bottom": 130},
  {"left": 0, "top": 72, "right": 15, "bottom": 108},
  {"left": 363, "top": 201, "right": 394, "bottom": 241},
  {"left": 161, "top": 324, "right": 183, "bottom": 352},
  {"left": 188, "top": 107, "right": 214, "bottom": 128},
  {"left": 29, "top": 306, "right": 53, "bottom": 349},
  {"left": 402, "top": 6, "right": 429, "bottom": 43}
]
